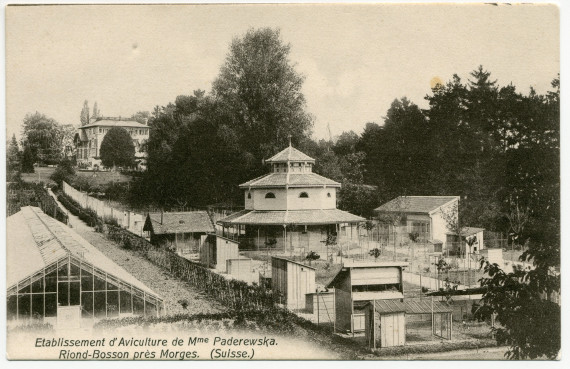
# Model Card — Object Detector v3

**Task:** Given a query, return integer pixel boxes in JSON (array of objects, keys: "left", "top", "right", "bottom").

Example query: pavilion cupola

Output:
[{"left": 265, "top": 143, "right": 316, "bottom": 174}]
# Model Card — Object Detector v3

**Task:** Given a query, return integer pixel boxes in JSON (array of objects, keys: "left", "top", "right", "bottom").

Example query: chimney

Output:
[{"left": 143, "top": 118, "right": 148, "bottom": 125}]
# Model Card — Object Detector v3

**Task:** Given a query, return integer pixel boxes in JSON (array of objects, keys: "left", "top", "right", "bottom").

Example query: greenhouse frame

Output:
[{"left": 7, "top": 206, "right": 164, "bottom": 327}]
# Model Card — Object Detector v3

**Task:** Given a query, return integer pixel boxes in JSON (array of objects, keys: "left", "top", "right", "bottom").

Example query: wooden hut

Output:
[
  {"left": 271, "top": 257, "right": 316, "bottom": 310},
  {"left": 305, "top": 291, "right": 335, "bottom": 324},
  {"left": 200, "top": 235, "right": 240, "bottom": 273},
  {"left": 365, "top": 299, "right": 453, "bottom": 349},
  {"left": 143, "top": 211, "right": 214, "bottom": 260},
  {"left": 327, "top": 261, "right": 407, "bottom": 333}
]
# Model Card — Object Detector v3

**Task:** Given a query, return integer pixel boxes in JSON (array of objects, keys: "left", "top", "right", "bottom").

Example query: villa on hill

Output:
[{"left": 73, "top": 117, "right": 150, "bottom": 170}]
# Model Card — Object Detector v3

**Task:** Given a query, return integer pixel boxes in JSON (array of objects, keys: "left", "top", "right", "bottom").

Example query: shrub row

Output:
[
  {"left": 7, "top": 181, "right": 68, "bottom": 224},
  {"left": 105, "top": 225, "right": 277, "bottom": 310},
  {"left": 57, "top": 192, "right": 103, "bottom": 230}
]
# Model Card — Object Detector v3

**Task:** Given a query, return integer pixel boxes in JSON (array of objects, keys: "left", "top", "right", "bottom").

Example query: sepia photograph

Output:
[{"left": 3, "top": 1, "right": 561, "bottom": 362}]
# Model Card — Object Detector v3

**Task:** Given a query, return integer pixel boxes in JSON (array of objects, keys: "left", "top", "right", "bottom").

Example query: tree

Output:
[
  {"left": 99, "top": 127, "right": 135, "bottom": 168},
  {"left": 59, "top": 124, "right": 77, "bottom": 159},
  {"left": 338, "top": 183, "right": 379, "bottom": 217},
  {"left": 7, "top": 134, "right": 20, "bottom": 173},
  {"left": 369, "top": 248, "right": 381, "bottom": 262},
  {"left": 212, "top": 27, "right": 313, "bottom": 166},
  {"left": 131, "top": 111, "right": 151, "bottom": 125},
  {"left": 305, "top": 251, "right": 320, "bottom": 266},
  {"left": 92, "top": 102, "right": 100, "bottom": 120},
  {"left": 50, "top": 158, "right": 76, "bottom": 186},
  {"left": 440, "top": 202, "right": 465, "bottom": 257},
  {"left": 473, "top": 77, "right": 560, "bottom": 360},
  {"left": 21, "top": 112, "right": 63, "bottom": 165},
  {"left": 80, "top": 100, "right": 90, "bottom": 126},
  {"left": 476, "top": 256, "right": 560, "bottom": 359},
  {"left": 21, "top": 144, "right": 35, "bottom": 173}
]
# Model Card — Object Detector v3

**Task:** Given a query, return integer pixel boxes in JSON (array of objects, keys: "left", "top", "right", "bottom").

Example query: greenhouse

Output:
[{"left": 7, "top": 206, "right": 164, "bottom": 327}]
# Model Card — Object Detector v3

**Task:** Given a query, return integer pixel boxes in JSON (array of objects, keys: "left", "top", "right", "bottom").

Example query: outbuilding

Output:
[
  {"left": 143, "top": 211, "right": 214, "bottom": 260},
  {"left": 7, "top": 207, "right": 163, "bottom": 329},
  {"left": 365, "top": 299, "right": 453, "bottom": 349},
  {"left": 327, "top": 261, "right": 407, "bottom": 334},
  {"left": 271, "top": 257, "right": 316, "bottom": 310}
]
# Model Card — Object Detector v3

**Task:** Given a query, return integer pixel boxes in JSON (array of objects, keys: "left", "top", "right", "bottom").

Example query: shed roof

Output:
[
  {"left": 265, "top": 146, "right": 315, "bottom": 163},
  {"left": 375, "top": 196, "right": 459, "bottom": 214},
  {"left": 372, "top": 300, "right": 453, "bottom": 314},
  {"left": 326, "top": 262, "right": 407, "bottom": 288},
  {"left": 145, "top": 211, "right": 214, "bottom": 234},
  {"left": 7, "top": 207, "right": 160, "bottom": 298},
  {"left": 446, "top": 227, "right": 485, "bottom": 236},
  {"left": 272, "top": 256, "right": 316, "bottom": 270},
  {"left": 239, "top": 172, "right": 340, "bottom": 188},
  {"left": 218, "top": 209, "right": 365, "bottom": 226}
]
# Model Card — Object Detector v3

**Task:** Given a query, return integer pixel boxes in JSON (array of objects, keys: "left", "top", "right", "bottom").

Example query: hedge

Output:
[{"left": 105, "top": 225, "right": 277, "bottom": 311}]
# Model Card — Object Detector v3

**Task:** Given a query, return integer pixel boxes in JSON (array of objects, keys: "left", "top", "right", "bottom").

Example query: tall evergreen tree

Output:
[
  {"left": 7, "top": 134, "right": 21, "bottom": 173},
  {"left": 21, "top": 144, "right": 35, "bottom": 173},
  {"left": 80, "top": 100, "right": 90, "bottom": 126},
  {"left": 92, "top": 102, "right": 100, "bottom": 120}
]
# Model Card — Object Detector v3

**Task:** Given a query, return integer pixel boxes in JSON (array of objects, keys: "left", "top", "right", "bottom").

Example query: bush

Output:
[{"left": 50, "top": 159, "right": 75, "bottom": 186}]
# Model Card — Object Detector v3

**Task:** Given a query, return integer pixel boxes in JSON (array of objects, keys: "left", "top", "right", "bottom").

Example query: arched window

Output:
[
  {"left": 265, "top": 192, "right": 276, "bottom": 199},
  {"left": 299, "top": 192, "right": 309, "bottom": 198},
  {"left": 247, "top": 192, "right": 251, "bottom": 199},
  {"left": 327, "top": 192, "right": 331, "bottom": 198}
]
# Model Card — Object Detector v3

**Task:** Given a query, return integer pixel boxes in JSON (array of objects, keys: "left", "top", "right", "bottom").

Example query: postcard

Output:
[{"left": 5, "top": 2, "right": 560, "bottom": 361}]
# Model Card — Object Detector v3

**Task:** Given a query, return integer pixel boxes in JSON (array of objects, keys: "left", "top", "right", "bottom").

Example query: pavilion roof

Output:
[
  {"left": 265, "top": 145, "right": 315, "bottom": 163},
  {"left": 240, "top": 172, "right": 340, "bottom": 188},
  {"left": 217, "top": 209, "right": 365, "bottom": 226}
]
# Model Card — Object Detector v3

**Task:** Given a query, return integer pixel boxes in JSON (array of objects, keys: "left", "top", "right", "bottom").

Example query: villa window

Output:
[
  {"left": 299, "top": 192, "right": 309, "bottom": 198},
  {"left": 327, "top": 192, "right": 331, "bottom": 198},
  {"left": 247, "top": 192, "right": 251, "bottom": 199},
  {"left": 265, "top": 192, "right": 276, "bottom": 199}
]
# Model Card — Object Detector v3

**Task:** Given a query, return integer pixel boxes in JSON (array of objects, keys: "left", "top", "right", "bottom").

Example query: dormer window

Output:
[
  {"left": 265, "top": 192, "right": 276, "bottom": 199},
  {"left": 299, "top": 192, "right": 309, "bottom": 198}
]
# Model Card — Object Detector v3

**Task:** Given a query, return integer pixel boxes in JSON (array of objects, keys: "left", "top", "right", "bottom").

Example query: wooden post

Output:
[
  {"left": 431, "top": 296, "right": 434, "bottom": 336},
  {"left": 317, "top": 289, "right": 320, "bottom": 327},
  {"left": 372, "top": 299, "right": 377, "bottom": 350}
]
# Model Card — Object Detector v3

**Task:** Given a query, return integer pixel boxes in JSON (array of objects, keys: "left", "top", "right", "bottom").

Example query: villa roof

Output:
[
  {"left": 218, "top": 209, "right": 365, "bottom": 226},
  {"left": 375, "top": 196, "right": 459, "bottom": 214},
  {"left": 81, "top": 118, "right": 149, "bottom": 129},
  {"left": 265, "top": 145, "right": 315, "bottom": 163},
  {"left": 240, "top": 172, "right": 340, "bottom": 188},
  {"left": 7, "top": 207, "right": 160, "bottom": 298},
  {"left": 144, "top": 211, "right": 214, "bottom": 235}
]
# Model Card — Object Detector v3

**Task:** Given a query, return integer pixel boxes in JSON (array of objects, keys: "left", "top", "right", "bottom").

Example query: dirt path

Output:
[{"left": 50, "top": 189, "right": 224, "bottom": 316}]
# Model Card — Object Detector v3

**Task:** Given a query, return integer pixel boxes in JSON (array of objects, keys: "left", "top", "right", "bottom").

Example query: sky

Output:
[{"left": 5, "top": 3, "right": 559, "bottom": 141}]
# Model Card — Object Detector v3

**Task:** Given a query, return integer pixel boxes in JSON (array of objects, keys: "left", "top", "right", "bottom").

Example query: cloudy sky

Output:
[{"left": 6, "top": 3, "right": 559, "bottom": 140}]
